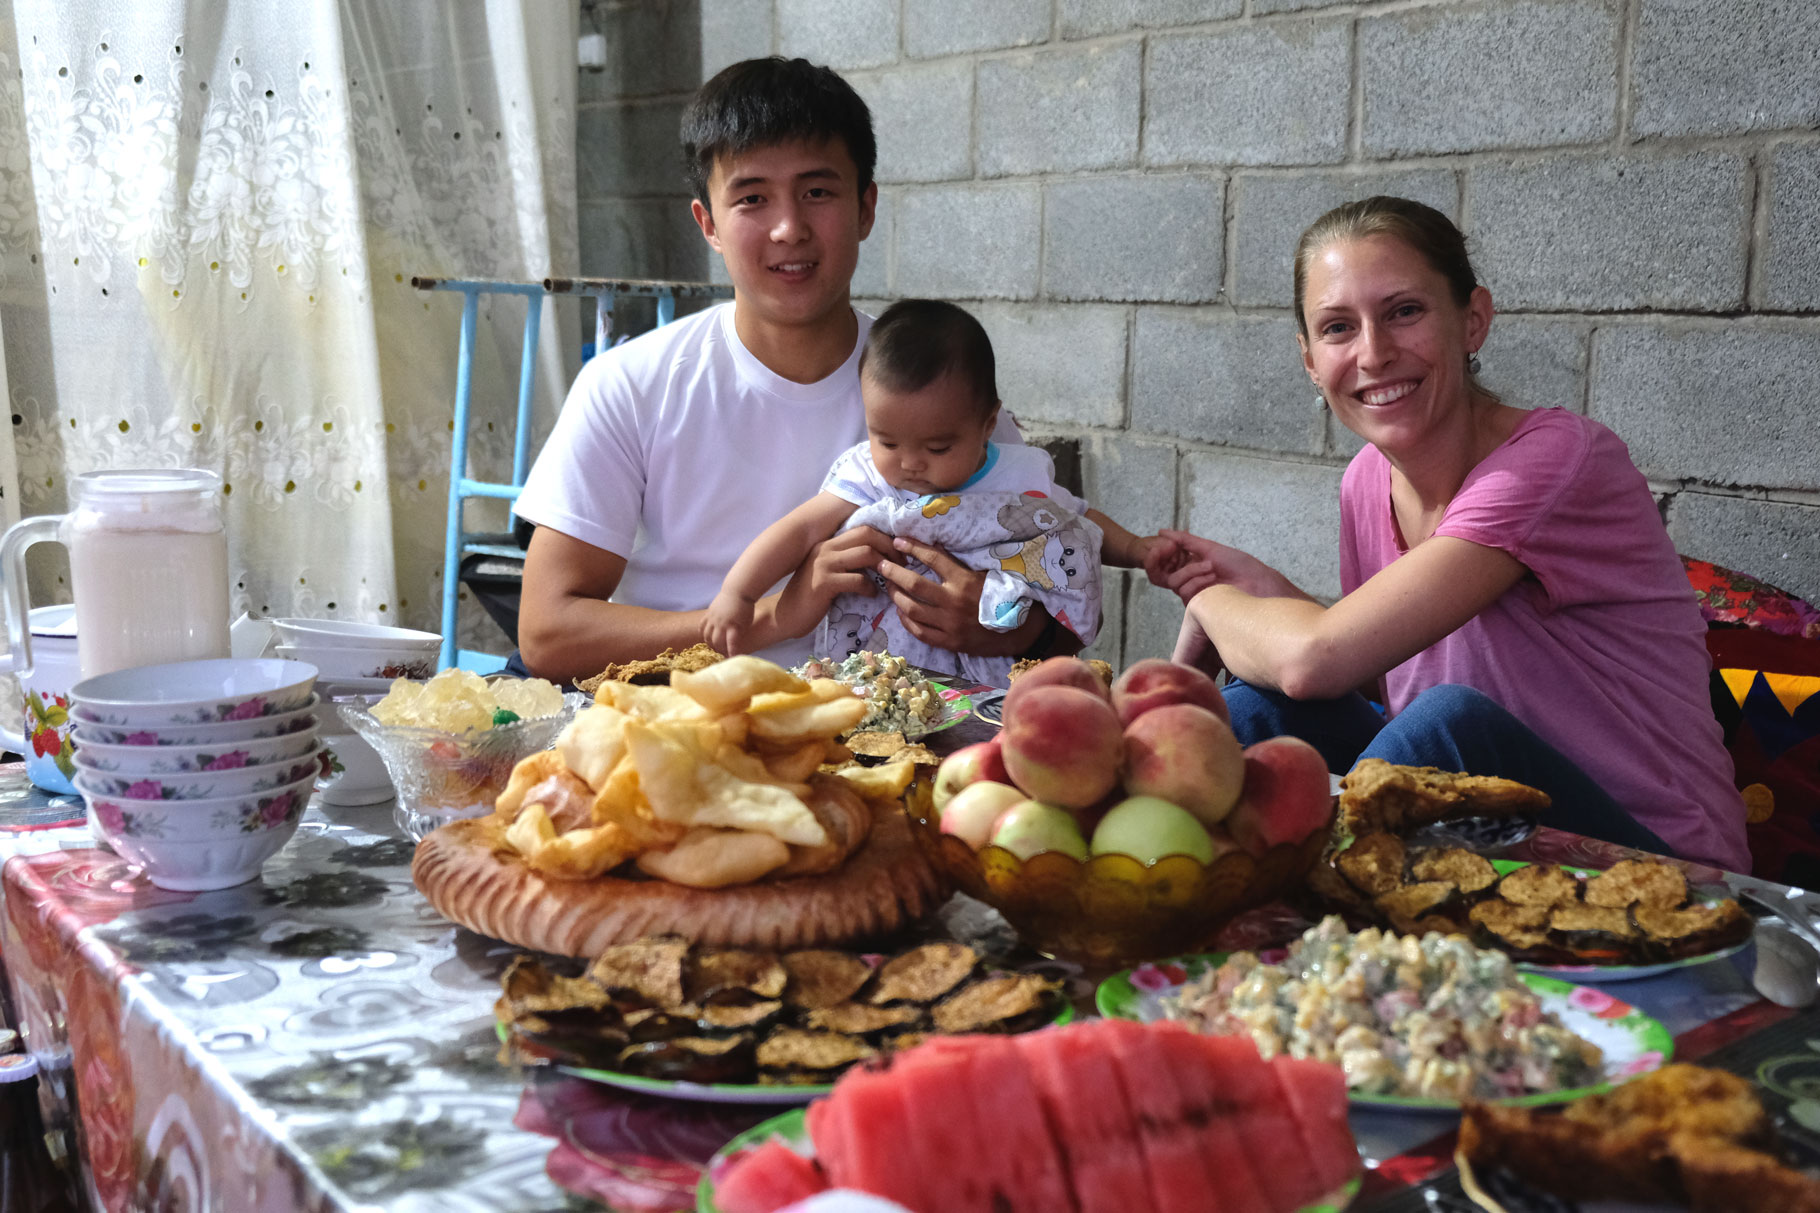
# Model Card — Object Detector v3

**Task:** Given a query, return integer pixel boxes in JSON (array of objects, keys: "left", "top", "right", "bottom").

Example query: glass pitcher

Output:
[{"left": 1, "top": 469, "right": 231, "bottom": 681}]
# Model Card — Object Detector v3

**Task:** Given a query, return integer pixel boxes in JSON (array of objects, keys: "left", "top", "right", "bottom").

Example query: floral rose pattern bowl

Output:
[
  {"left": 72, "top": 727, "right": 321, "bottom": 772},
  {"left": 72, "top": 749, "right": 325, "bottom": 800},
  {"left": 68, "top": 657, "right": 317, "bottom": 727},
  {"left": 73, "top": 696, "right": 321, "bottom": 746},
  {"left": 80, "top": 774, "right": 315, "bottom": 891}
]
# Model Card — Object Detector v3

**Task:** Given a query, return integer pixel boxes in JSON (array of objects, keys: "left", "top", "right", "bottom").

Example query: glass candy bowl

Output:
[
  {"left": 338, "top": 692, "right": 588, "bottom": 841},
  {"left": 906, "top": 780, "right": 1334, "bottom": 971}
]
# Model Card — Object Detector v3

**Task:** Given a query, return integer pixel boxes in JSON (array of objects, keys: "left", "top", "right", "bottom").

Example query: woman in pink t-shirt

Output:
[{"left": 1145, "top": 197, "right": 1747, "bottom": 872}]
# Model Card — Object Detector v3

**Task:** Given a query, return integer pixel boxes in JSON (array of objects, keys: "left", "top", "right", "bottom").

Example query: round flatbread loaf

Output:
[{"left": 412, "top": 798, "right": 949, "bottom": 957}]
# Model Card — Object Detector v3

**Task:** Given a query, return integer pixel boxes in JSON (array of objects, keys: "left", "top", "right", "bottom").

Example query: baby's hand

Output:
[{"left": 705, "top": 590, "right": 756, "bottom": 656}]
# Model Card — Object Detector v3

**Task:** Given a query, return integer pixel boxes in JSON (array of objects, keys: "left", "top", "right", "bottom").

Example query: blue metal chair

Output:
[{"left": 412, "top": 275, "right": 733, "bottom": 674}]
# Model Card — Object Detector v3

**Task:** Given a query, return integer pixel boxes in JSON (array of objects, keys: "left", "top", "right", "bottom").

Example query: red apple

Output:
[{"left": 933, "top": 737, "right": 1008, "bottom": 812}]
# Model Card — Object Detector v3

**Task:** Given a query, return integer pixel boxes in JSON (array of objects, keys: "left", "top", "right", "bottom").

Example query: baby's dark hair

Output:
[
  {"left": 681, "top": 57, "right": 876, "bottom": 210},
  {"left": 860, "top": 300, "right": 999, "bottom": 418}
]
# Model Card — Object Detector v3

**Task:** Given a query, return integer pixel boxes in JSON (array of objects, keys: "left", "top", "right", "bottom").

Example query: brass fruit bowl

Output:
[{"left": 905, "top": 780, "right": 1333, "bottom": 970}]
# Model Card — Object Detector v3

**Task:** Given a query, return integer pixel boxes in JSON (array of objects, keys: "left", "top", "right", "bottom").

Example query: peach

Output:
[
  {"left": 1001, "top": 685, "right": 1123, "bottom": 810},
  {"left": 933, "top": 737, "right": 1009, "bottom": 812},
  {"left": 1110, "top": 658, "right": 1229, "bottom": 728},
  {"left": 940, "top": 780, "right": 1028, "bottom": 850},
  {"left": 1226, "top": 736, "right": 1334, "bottom": 856},
  {"left": 1121, "top": 703, "right": 1246, "bottom": 826},
  {"left": 1003, "top": 656, "right": 1111, "bottom": 720},
  {"left": 990, "top": 800, "right": 1090, "bottom": 862}
]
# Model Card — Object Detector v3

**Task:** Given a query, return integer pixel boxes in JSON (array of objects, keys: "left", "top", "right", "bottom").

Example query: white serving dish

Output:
[
  {"left": 273, "top": 643, "right": 435, "bottom": 681},
  {"left": 73, "top": 695, "right": 321, "bottom": 746},
  {"left": 71, "top": 658, "right": 317, "bottom": 726},
  {"left": 73, "top": 744, "right": 324, "bottom": 800},
  {"left": 270, "top": 618, "right": 441, "bottom": 650},
  {"left": 79, "top": 770, "right": 315, "bottom": 891},
  {"left": 316, "top": 676, "right": 399, "bottom": 697},
  {"left": 72, "top": 727, "right": 322, "bottom": 773},
  {"left": 317, "top": 728, "right": 394, "bottom": 806}
]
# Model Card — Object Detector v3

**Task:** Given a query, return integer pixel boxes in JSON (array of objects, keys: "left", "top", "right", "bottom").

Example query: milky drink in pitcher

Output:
[{"left": 2, "top": 469, "right": 231, "bottom": 682}]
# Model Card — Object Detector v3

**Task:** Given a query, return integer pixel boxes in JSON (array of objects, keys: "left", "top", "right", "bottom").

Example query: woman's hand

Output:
[
  {"left": 771, "top": 526, "right": 900, "bottom": 641},
  {"left": 1144, "top": 529, "right": 1306, "bottom": 603},
  {"left": 876, "top": 536, "right": 1041, "bottom": 657}
]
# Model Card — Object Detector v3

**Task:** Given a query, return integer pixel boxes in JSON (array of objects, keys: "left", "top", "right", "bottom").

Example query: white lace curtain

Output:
[{"left": 0, "top": 0, "right": 580, "bottom": 646}]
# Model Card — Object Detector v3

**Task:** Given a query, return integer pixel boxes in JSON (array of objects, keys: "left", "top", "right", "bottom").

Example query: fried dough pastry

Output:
[{"left": 1339, "top": 757, "right": 1551, "bottom": 836}]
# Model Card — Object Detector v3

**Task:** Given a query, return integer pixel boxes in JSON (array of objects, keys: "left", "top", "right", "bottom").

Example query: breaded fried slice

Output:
[
  {"left": 1339, "top": 757, "right": 1551, "bottom": 835},
  {"left": 687, "top": 948, "right": 788, "bottom": 1002},
  {"left": 1374, "top": 881, "right": 1460, "bottom": 933},
  {"left": 587, "top": 937, "right": 690, "bottom": 1006},
  {"left": 1470, "top": 898, "right": 1552, "bottom": 951},
  {"left": 805, "top": 1002, "right": 922, "bottom": 1035},
  {"left": 780, "top": 949, "right": 873, "bottom": 1010},
  {"left": 867, "top": 941, "right": 978, "bottom": 1004},
  {"left": 1411, "top": 847, "right": 1498, "bottom": 894},
  {"left": 579, "top": 643, "right": 725, "bottom": 691},
  {"left": 1548, "top": 903, "right": 1636, "bottom": 939},
  {"left": 1584, "top": 859, "right": 1690, "bottom": 910},
  {"left": 1497, "top": 864, "right": 1582, "bottom": 909},
  {"left": 756, "top": 1029, "right": 875, "bottom": 1072},
  {"left": 1632, "top": 899, "right": 1750, "bottom": 945},
  {"left": 1336, "top": 832, "right": 1408, "bottom": 896}
]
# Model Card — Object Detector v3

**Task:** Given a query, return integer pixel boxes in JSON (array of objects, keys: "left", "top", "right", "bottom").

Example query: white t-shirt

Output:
[{"left": 514, "top": 302, "right": 1020, "bottom": 668}]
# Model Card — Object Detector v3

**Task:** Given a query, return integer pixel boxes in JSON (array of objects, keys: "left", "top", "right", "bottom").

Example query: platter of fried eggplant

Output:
[{"left": 495, "top": 935, "right": 1068, "bottom": 1103}]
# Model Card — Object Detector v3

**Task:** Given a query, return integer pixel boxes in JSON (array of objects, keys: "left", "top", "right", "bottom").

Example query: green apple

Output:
[
  {"left": 990, "top": 800, "right": 1090, "bottom": 862},
  {"left": 940, "top": 780, "right": 1027, "bottom": 850},
  {"left": 1090, "top": 795, "right": 1224, "bottom": 865}
]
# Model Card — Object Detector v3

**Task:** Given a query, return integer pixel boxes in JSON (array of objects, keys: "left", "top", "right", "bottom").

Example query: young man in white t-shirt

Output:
[{"left": 514, "top": 58, "right": 1059, "bottom": 683}]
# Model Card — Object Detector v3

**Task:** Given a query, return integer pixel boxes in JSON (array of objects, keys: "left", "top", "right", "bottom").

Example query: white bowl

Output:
[
  {"left": 72, "top": 727, "right": 322, "bottom": 773},
  {"left": 71, "top": 658, "right": 318, "bottom": 727},
  {"left": 317, "top": 676, "right": 399, "bottom": 697},
  {"left": 73, "top": 744, "right": 324, "bottom": 800},
  {"left": 270, "top": 618, "right": 441, "bottom": 650},
  {"left": 73, "top": 696, "right": 321, "bottom": 746},
  {"left": 273, "top": 644, "right": 436, "bottom": 681},
  {"left": 317, "top": 729, "right": 394, "bottom": 806},
  {"left": 80, "top": 771, "right": 314, "bottom": 891}
]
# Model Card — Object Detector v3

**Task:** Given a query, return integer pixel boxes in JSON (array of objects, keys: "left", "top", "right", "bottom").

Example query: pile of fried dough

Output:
[{"left": 492, "top": 656, "right": 918, "bottom": 890}]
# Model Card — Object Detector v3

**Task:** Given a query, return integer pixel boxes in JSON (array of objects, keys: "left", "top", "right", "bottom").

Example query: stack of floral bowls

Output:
[
  {"left": 266, "top": 619, "right": 441, "bottom": 806},
  {"left": 68, "top": 658, "right": 320, "bottom": 891}
]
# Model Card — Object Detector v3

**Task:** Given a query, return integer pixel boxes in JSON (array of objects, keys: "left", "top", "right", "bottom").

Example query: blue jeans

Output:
[{"left": 1223, "top": 680, "right": 1674, "bottom": 857}]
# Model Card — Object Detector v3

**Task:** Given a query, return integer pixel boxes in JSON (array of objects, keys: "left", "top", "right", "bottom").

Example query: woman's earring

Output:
[
  {"left": 1312, "top": 383, "right": 1328, "bottom": 410},
  {"left": 1467, "top": 352, "right": 1482, "bottom": 376}
]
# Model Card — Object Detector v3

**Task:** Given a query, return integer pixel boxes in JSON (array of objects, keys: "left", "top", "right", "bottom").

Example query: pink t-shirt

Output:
[{"left": 1340, "top": 408, "right": 1748, "bottom": 872}]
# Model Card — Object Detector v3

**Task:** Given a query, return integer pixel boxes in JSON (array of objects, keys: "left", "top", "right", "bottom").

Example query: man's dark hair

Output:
[
  {"left": 860, "top": 300, "right": 999, "bottom": 418},
  {"left": 681, "top": 57, "right": 876, "bottom": 209}
]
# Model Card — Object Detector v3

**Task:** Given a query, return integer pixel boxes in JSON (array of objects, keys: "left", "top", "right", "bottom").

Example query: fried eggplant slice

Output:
[
  {"left": 497, "top": 955, "right": 612, "bottom": 1018},
  {"left": 687, "top": 948, "right": 788, "bottom": 1003},
  {"left": 1339, "top": 758, "right": 1550, "bottom": 835},
  {"left": 1373, "top": 881, "right": 1461, "bottom": 934},
  {"left": 1548, "top": 903, "right": 1636, "bottom": 940},
  {"left": 698, "top": 1000, "right": 784, "bottom": 1032},
  {"left": 1583, "top": 859, "right": 1690, "bottom": 911},
  {"left": 616, "top": 1034, "right": 755, "bottom": 1084},
  {"left": 930, "top": 973, "right": 1060, "bottom": 1035},
  {"left": 1497, "top": 864, "right": 1582, "bottom": 909},
  {"left": 1411, "top": 848, "right": 1498, "bottom": 895},
  {"left": 756, "top": 1029, "right": 876, "bottom": 1074},
  {"left": 805, "top": 1002, "right": 923, "bottom": 1035},
  {"left": 781, "top": 949, "right": 874, "bottom": 1010},
  {"left": 867, "top": 942, "right": 979, "bottom": 1005},
  {"left": 1470, "top": 899, "right": 1551, "bottom": 951},
  {"left": 1335, "top": 832, "right": 1408, "bottom": 897},
  {"left": 587, "top": 937, "right": 690, "bottom": 1007},
  {"left": 1632, "top": 899, "right": 1751, "bottom": 949}
]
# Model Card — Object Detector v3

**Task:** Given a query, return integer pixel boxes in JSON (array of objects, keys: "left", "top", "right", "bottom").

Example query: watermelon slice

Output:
[
  {"left": 1017, "top": 1021, "right": 1150, "bottom": 1211},
  {"left": 1142, "top": 1023, "right": 1275, "bottom": 1213},
  {"left": 815, "top": 1059, "right": 936, "bottom": 1209},
  {"left": 1273, "top": 1056, "right": 1361, "bottom": 1197},
  {"left": 952, "top": 1033, "right": 1079, "bottom": 1212},
  {"left": 1183, "top": 1031, "right": 1334, "bottom": 1212},
  {"left": 889, "top": 1039, "right": 1018, "bottom": 1212},
  {"left": 716, "top": 1139, "right": 831, "bottom": 1213}
]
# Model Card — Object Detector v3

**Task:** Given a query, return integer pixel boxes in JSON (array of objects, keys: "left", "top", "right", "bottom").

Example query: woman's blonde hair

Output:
[{"left": 1292, "top": 196, "right": 1499, "bottom": 403}]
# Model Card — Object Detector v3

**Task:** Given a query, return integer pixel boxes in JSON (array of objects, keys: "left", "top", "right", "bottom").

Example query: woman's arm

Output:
[{"left": 1183, "top": 535, "right": 1528, "bottom": 700}]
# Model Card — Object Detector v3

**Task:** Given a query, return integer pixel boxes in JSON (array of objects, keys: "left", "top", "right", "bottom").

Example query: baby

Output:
[{"left": 705, "top": 299, "right": 1153, "bottom": 684}]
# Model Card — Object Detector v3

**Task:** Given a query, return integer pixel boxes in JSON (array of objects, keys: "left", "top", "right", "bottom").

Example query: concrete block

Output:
[
  {"left": 1229, "top": 169, "right": 1459, "bottom": 308},
  {"left": 1043, "top": 174, "right": 1222, "bottom": 303},
  {"left": 1082, "top": 433, "right": 1178, "bottom": 537},
  {"left": 579, "top": 199, "right": 708, "bottom": 281},
  {"left": 1132, "top": 310, "right": 1322, "bottom": 453},
  {"left": 1762, "top": 143, "right": 1820, "bottom": 313},
  {"left": 1081, "top": 569, "right": 1128, "bottom": 667},
  {"left": 907, "top": 0, "right": 1049, "bottom": 57},
  {"left": 1059, "top": 0, "right": 1241, "bottom": 40},
  {"left": 1181, "top": 452, "right": 1346, "bottom": 602},
  {"left": 582, "top": 0, "right": 701, "bottom": 102},
  {"left": 895, "top": 184, "right": 1042, "bottom": 300},
  {"left": 576, "top": 100, "right": 687, "bottom": 199},
  {"left": 1588, "top": 324, "right": 1820, "bottom": 491},
  {"left": 1124, "top": 577, "right": 1188, "bottom": 664},
  {"left": 979, "top": 43, "right": 1142, "bottom": 178},
  {"left": 977, "top": 303, "right": 1128, "bottom": 428},
  {"left": 853, "top": 189, "right": 893, "bottom": 301},
  {"left": 777, "top": 0, "right": 898, "bottom": 71},
  {"left": 1477, "top": 316, "right": 1590, "bottom": 412},
  {"left": 1468, "top": 153, "right": 1750, "bottom": 312},
  {"left": 1252, "top": 0, "right": 1353, "bottom": 13},
  {"left": 1145, "top": 24, "right": 1350, "bottom": 168},
  {"left": 700, "top": 0, "right": 773, "bottom": 80},
  {"left": 852, "top": 61, "right": 973, "bottom": 185},
  {"left": 1360, "top": 0, "right": 1620, "bottom": 156},
  {"left": 1325, "top": 409, "right": 1366, "bottom": 461},
  {"left": 1668, "top": 492, "right": 1820, "bottom": 608},
  {"left": 1633, "top": 0, "right": 1820, "bottom": 138}
]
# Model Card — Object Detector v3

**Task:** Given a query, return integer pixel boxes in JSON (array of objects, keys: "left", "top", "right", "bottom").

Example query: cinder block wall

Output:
[{"left": 579, "top": 0, "right": 1820, "bottom": 666}]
